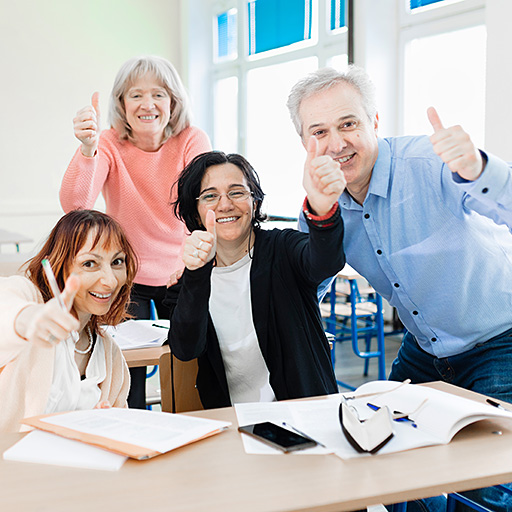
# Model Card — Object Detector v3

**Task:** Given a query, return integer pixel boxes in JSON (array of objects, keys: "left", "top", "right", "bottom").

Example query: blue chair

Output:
[
  {"left": 146, "top": 299, "right": 159, "bottom": 380},
  {"left": 145, "top": 299, "right": 159, "bottom": 409},
  {"left": 447, "top": 484, "right": 512, "bottom": 512},
  {"left": 321, "top": 267, "right": 386, "bottom": 391}
]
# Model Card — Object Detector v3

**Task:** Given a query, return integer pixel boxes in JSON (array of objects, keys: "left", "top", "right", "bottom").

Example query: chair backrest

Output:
[{"left": 171, "top": 357, "right": 203, "bottom": 412}]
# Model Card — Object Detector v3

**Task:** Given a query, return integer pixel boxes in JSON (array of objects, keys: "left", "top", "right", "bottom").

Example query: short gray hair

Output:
[
  {"left": 286, "top": 65, "right": 377, "bottom": 138},
  {"left": 108, "top": 55, "right": 192, "bottom": 142}
]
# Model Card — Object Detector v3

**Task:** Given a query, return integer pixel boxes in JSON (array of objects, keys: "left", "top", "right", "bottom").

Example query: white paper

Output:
[
  {"left": 40, "top": 408, "right": 231, "bottom": 453},
  {"left": 103, "top": 319, "right": 169, "bottom": 350},
  {"left": 3, "top": 430, "right": 126, "bottom": 471}
]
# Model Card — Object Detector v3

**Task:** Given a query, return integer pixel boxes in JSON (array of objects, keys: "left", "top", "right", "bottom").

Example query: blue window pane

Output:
[
  {"left": 330, "top": 0, "right": 346, "bottom": 31},
  {"left": 247, "top": 0, "right": 312, "bottom": 56},
  {"left": 410, "top": 0, "right": 445, "bottom": 9},
  {"left": 217, "top": 9, "right": 237, "bottom": 60}
]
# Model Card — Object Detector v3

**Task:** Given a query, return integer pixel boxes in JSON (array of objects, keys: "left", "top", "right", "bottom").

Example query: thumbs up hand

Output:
[
  {"left": 427, "top": 106, "right": 484, "bottom": 181},
  {"left": 73, "top": 92, "right": 101, "bottom": 157},
  {"left": 303, "top": 136, "right": 346, "bottom": 216},
  {"left": 183, "top": 210, "right": 217, "bottom": 271},
  {"left": 15, "top": 274, "right": 81, "bottom": 348}
]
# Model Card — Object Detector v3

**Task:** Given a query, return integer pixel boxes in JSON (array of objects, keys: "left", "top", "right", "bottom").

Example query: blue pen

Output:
[{"left": 367, "top": 403, "right": 417, "bottom": 428}]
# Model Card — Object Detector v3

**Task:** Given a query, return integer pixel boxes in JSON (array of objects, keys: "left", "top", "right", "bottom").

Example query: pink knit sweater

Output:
[{"left": 60, "top": 127, "right": 211, "bottom": 286}]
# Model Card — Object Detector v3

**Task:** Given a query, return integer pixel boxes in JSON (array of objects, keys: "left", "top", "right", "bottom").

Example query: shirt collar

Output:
[{"left": 340, "top": 137, "right": 391, "bottom": 209}]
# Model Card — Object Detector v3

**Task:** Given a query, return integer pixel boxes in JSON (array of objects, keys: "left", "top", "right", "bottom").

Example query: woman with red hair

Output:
[{"left": 0, "top": 209, "right": 138, "bottom": 432}]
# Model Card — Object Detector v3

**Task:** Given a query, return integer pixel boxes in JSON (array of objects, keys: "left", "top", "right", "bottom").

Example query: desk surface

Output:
[{"left": 2, "top": 382, "right": 512, "bottom": 512}]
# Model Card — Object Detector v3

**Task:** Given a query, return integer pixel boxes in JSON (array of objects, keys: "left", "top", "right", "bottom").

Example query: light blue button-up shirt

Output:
[{"left": 299, "top": 136, "right": 512, "bottom": 358}]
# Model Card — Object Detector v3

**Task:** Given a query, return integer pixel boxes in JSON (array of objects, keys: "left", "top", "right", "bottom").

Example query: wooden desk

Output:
[
  {"left": 122, "top": 345, "right": 202, "bottom": 413},
  {"left": 2, "top": 383, "right": 512, "bottom": 512}
]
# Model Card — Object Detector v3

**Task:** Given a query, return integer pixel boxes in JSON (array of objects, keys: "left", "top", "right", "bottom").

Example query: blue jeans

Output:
[{"left": 387, "top": 328, "right": 512, "bottom": 512}]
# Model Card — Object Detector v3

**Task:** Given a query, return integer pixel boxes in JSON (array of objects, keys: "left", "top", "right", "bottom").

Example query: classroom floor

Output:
[{"left": 333, "top": 331, "right": 403, "bottom": 390}]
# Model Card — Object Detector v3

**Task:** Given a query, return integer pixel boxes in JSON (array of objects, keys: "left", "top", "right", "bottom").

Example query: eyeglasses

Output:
[{"left": 196, "top": 189, "right": 253, "bottom": 206}]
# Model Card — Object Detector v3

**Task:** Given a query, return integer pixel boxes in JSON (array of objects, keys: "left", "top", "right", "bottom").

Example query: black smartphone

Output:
[{"left": 238, "top": 422, "right": 317, "bottom": 452}]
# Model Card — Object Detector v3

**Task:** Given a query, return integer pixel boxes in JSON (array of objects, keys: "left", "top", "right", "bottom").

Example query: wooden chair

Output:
[{"left": 145, "top": 299, "right": 203, "bottom": 412}]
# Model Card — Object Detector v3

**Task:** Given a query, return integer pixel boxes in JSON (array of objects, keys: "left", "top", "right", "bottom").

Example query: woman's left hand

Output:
[
  {"left": 167, "top": 268, "right": 184, "bottom": 287},
  {"left": 303, "top": 136, "right": 347, "bottom": 215},
  {"left": 182, "top": 210, "right": 217, "bottom": 271}
]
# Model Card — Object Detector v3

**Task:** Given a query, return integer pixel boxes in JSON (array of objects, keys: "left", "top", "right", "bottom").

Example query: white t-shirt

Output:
[
  {"left": 210, "top": 253, "right": 276, "bottom": 405},
  {"left": 44, "top": 334, "right": 106, "bottom": 414}
]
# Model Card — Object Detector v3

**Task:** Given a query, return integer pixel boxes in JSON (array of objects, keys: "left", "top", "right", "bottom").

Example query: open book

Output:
[
  {"left": 103, "top": 319, "right": 169, "bottom": 350},
  {"left": 337, "top": 380, "right": 512, "bottom": 457},
  {"left": 21, "top": 408, "right": 231, "bottom": 460}
]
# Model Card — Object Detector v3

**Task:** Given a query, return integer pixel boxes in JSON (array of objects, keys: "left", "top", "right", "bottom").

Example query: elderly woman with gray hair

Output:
[{"left": 60, "top": 55, "right": 211, "bottom": 407}]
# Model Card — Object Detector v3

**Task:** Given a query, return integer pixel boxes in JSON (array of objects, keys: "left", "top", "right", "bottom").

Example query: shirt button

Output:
[
  {"left": 376, "top": 249, "right": 382, "bottom": 255},
  {"left": 412, "top": 310, "right": 418, "bottom": 315},
  {"left": 431, "top": 337, "right": 437, "bottom": 342},
  {"left": 394, "top": 283, "right": 400, "bottom": 288},
  {"left": 482, "top": 187, "right": 488, "bottom": 194},
  {"left": 364, "top": 213, "right": 370, "bottom": 219}
]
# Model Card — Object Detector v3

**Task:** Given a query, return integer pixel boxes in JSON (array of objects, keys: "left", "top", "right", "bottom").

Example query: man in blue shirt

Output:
[{"left": 288, "top": 66, "right": 512, "bottom": 512}]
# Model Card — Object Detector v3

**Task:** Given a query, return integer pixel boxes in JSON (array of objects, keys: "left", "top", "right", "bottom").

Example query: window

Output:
[
  {"left": 409, "top": 0, "right": 446, "bottom": 10},
  {"left": 215, "top": 8, "right": 238, "bottom": 61},
  {"left": 247, "top": 0, "right": 312, "bottom": 56},
  {"left": 402, "top": 24, "right": 486, "bottom": 147},
  {"left": 330, "top": 0, "right": 347, "bottom": 31},
  {"left": 399, "top": 0, "right": 486, "bottom": 145},
  {"left": 211, "top": 0, "right": 349, "bottom": 218}
]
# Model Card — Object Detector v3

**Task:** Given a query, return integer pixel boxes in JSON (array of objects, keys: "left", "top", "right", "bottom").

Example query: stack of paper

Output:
[
  {"left": 103, "top": 319, "right": 169, "bottom": 350},
  {"left": 3, "top": 430, "right": 127, "bottom": 471},
  {"left": 14, "top": 408, "right": 231, "bottom": 462}
]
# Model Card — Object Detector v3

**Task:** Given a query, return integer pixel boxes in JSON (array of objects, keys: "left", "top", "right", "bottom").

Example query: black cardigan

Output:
[{"left": 165, "top": 214, "right": 345, "bottom": 409}]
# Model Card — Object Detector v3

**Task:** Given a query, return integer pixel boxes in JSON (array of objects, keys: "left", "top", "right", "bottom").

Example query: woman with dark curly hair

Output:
[{"left": 166, "top": 144, "right": 346, "bottom": 409}]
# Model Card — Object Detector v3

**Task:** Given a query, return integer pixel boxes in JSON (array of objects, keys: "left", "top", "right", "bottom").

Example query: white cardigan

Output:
[{"left": 0, "top": 275, "right": 130, "bottom": 432}]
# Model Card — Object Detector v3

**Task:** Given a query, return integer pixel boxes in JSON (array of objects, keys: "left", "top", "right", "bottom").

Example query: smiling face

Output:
[
  {"left": 299, "top": 82, "right": 379, "bottom": 198},
  {"left": 68, "top": 231, "right": 128, "bottom": 325},
  {"left": 123, "top": 73, "right": 171, "bottom": 147},
  {"left": 197, "top": 163, "right": 254, "bottom": 247}
]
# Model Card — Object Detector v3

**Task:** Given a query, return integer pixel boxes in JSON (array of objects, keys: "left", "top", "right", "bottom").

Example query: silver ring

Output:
[
  {"left": 47, "top": 333, "right": 57, "bottom": 344},
  {"left": 198, "top": 241, "right": 204, "bottom": 250},
  {"left": 193, "top": 249, "right": 199, "bottom": 258}
]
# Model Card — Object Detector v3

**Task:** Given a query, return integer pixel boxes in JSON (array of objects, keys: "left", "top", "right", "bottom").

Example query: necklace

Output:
[{"left": 75, "top": 325, "right": 94, "bottom": 355}]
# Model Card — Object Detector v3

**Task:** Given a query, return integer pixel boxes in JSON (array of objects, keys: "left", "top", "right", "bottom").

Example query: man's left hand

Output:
[{"left": 428, "top": 106, "right": 485, "bottom": 181}]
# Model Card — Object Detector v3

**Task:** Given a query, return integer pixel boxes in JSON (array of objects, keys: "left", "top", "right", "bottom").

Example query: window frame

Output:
[
  {"left": 211, "top": 0, "right": 350, "bottom": 155},
  {"left": 397, "top": 0, "right": 485, "bottom": 136}
]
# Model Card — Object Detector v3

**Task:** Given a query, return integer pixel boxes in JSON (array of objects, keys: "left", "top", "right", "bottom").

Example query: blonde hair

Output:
[{"left": 108, "top": 55, "right": 192, "bottom": 143}]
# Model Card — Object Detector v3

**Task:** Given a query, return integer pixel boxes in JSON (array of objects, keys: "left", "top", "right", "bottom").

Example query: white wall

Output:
[
  {"left": 0, "top": 0, "right": 183, "bottom": 254},
  {"left": 3, "top": 0, "right": 512, "bottom": 257},
  {"left": 485, "top": 0, "right": 512, "bottom": 160},
  {"left": 353, "top": 0, "right": 399, "bottom": 138}
]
